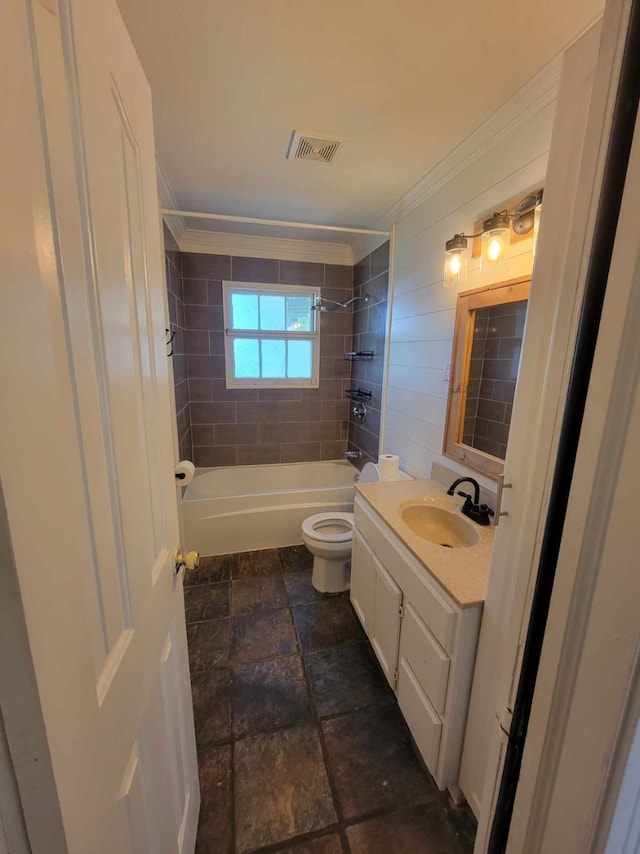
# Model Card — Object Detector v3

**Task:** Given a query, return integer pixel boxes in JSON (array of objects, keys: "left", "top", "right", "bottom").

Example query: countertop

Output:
[{"left": 355, "top": 478, "right": 493, "bottom": 608}]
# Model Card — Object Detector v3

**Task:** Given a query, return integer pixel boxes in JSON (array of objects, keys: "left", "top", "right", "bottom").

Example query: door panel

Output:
[
  {"left": 350, "top": 530, "right": 375, "bottom": 629},
  {"left": 371, "top": 558, "right": 403, "bottom": 686},
  {"left": 0, "top": 0, "right": 199, "bottom": 849}
]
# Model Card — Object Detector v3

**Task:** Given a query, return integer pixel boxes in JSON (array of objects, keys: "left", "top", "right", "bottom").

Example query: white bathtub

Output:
[{"left": 183, "top": 460, "right": 358, "bottom": 556}]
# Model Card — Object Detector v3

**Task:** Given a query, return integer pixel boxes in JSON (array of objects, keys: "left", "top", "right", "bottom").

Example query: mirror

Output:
[{"left": 443, "top": 277, "right": 530, "bottom": 479}]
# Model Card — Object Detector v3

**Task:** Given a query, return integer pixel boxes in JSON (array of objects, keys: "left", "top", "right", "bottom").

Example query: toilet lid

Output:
[{"left": 302, "top": 512, "right": 354, "bottom": 543}]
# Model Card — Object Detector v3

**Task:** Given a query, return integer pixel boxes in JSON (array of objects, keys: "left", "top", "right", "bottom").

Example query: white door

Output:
[{"left": 1, "top": 0, "right": 199, "bottom": 851}]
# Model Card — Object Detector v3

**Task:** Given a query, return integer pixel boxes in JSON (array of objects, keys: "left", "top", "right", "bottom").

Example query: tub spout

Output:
[{"left": 344, "top": 450, "right": 362, "bottom": 460}]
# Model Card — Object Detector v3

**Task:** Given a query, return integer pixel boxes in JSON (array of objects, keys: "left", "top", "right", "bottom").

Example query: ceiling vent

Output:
[{"left": 286, "top": 130, "right": 344, "bottom": 163}]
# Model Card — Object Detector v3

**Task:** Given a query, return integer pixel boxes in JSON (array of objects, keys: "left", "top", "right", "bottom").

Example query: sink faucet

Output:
[
  {"left": 447, "top": 477, "right": 494, "bottom": 526},
  {"left": 447, "top": 477, "right": 480, "bottom": 505}
]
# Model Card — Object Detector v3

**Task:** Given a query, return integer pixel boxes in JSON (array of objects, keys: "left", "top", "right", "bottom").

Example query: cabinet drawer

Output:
[
  {"left": 397, "top": 659, "right": 442, "bottom": 780},
  {"left": 355, "top": 498, "right": 457, "bottom": 653},
  {"left": 399, "top": 603, "right": 450, "bottom": 715}
]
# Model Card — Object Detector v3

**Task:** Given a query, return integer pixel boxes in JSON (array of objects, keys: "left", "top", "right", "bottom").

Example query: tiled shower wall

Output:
[
  {"left": 164, "top": 226, "right": 191, "bottom": 461},
  {"left": 171, "top": 252, "right": 354, "bottom": 467},
  {"left": 347, "top": 241, "right": 390, "bottom": 468}
]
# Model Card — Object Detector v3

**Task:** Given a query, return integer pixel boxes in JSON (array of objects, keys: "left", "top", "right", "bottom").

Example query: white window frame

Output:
[{"left": 222, "top": 281, "right": 321, "bottom": 388}]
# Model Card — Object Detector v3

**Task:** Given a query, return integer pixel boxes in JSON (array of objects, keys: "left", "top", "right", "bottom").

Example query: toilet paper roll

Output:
[
  {"left": 377, "top": 454, "right": 400, "bottom": 481},
  {"left": 175, "top": 460, "right": 195, "bottom": 485}
]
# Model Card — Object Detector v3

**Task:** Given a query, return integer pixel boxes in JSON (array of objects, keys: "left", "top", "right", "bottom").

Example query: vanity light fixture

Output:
[{"left": 443, "top": 189, "right": 543, "bottom": 287}]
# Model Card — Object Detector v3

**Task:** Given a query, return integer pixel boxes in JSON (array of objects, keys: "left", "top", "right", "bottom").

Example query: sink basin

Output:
[{"left": 400, "top": 502, "right": 480, "bottom": 549}]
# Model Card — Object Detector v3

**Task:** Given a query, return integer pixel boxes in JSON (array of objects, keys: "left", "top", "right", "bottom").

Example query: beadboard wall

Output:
[{"left": 383, "top": 101, "right": 557, "bottom": 494}]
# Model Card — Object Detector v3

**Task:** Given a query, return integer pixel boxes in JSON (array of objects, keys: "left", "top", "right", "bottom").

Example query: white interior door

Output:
[{"left": 0, "top": 0, "right": 199, "bottom": 851}]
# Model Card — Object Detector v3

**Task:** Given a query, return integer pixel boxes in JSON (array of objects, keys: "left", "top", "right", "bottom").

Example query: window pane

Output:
[
  {"left": 233, "top": 338, "right": 260, "bottom": 378},
  {"left": 286, "top": 295, "right": 314, "bottom": 332},
  {"left": 259, "top": 295, "right": 285, "bottom": 331},
  {"left": 261, "top": 339, "right": 286, "bottom": 378},
  {"left": 231, "top": 293, "right": 259, "bottom": 330},
  {"left": 287, "top": 339, "right": 312, "bottom": 378}
]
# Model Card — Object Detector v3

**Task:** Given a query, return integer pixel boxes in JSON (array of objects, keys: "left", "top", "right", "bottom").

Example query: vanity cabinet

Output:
[
  {"left": 351, "top": 495, "right": 482, "bottom": 802},
  {"left": 351, "top": 530, "right": 402, "bottom": 686}
]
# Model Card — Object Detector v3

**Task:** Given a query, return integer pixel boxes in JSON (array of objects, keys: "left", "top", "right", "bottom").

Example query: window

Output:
[{"left": 222, "top": 281, "right": 320, "bottom": 388}]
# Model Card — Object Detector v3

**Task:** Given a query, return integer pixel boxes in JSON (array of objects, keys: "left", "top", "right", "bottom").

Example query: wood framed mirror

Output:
[{"left": 443, "top": 276, "right": 530, "bottom": 480}]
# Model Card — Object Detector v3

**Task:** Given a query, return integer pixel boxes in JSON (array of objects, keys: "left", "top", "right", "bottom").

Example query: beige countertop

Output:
[{"left": 355, "top": 478, "right": 494, "bottom": 608}]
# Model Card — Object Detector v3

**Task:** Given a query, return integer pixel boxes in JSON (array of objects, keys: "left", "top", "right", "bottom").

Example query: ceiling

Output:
[{"left": 117, "top": 0, "right": 602, "bottom": 234}]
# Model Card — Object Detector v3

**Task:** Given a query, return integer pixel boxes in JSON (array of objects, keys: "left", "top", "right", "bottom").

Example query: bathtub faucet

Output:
[{"left": 344, "top": 450, "right": 362, "bottom": 460}]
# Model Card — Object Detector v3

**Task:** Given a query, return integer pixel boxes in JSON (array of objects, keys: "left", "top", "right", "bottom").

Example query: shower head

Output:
[{"left": 311, "top": 294, "right": 369, "bottom": 312}]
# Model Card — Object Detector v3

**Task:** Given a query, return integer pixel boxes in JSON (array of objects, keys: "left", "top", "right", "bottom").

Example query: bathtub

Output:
[{"left": 183, "top": 460, "right": 358, "bottom": 556}]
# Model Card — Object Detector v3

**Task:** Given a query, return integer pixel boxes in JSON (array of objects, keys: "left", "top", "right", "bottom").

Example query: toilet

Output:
[
  {"left": 301, "top": 462, "right": 404, "bottom": 593},
  {"left": 301, "top": 511, "right": 354, "bottom": 593}
]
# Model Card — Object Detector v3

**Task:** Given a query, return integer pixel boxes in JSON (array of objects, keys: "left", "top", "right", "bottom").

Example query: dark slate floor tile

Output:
[
  {"left": 322, "top": 705, "right": 436, "bottom": 821},
  {"left": 187, "top": 618, "right": 231, "bottom": 674},
  {"left": 284, "top": 569, "right": 328, "bottom": 606},
  {"left": 195, "top": 745, "right": 233, "bottom": 854},
  {"left": 305, "top": 642, "right": 392, "bottom": 717},
  {"left": 440, "top": 797, "right": 478, "bottom": 851},
  {"left": 191, "top": 667, "right": 232, "bottom": 750},
  {"left": 279, "top": 545, "right": 314, "bottom": 573},
  {"left": 231, "top": 548, "right": 282, "bottom": 578},
  {"left": 271, "top": 833, "right": 344, "bottom": 853},
  {"left": 186, "top": 553, "right": 232, "bottom": 587},
  {"left": 185, "top": 582, "right": 230, "bottom": 624},
  {"left": 345, "top": 802, "right": 473, "bottom": 854},
  {"left": 231, "top": 609, "right": 298, "bottom": 664},
  {"left": 232, "top": 574, "right": 288, "bottom": 616},
  {"left": 232, "top": 655, "right": 312, "bottom": 738},
  {"left": 234, "top": 725, "right": 337, "bottom": 853},
  {"left": 292, "top": 599, "right": 364, "bottom": 652}
]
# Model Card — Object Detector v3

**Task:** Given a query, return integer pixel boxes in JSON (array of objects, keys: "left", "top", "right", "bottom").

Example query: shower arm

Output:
[{"left": 312, "top": 294, "right": 369, "bottom": 312}]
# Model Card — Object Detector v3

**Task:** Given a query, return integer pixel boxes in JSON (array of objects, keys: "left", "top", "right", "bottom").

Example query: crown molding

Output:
[
  {"left": 155, "top": 154, "right": 187, "bottom": 245},
  {"left": 178, "top": 229, "right": 354, "bottom": 266},
  {"left": 383, "top": 55, "right": 562, "bottom": 233}
]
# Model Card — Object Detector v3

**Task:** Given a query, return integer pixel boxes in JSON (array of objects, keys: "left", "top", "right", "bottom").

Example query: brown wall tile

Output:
[
  {"left": 182, "top": 252, "right": 231, "bottom": 281},
  {"left": 324, "top": 265, "right": 353, "bottom": 290},
  {"left": 191, "top": 402, "right": 236, "bottom": 424},
  {"left": 279, "top": 260, "right": 324, "bottom": 287},
  {"left": 232, "top": 256, "right": 279, "bottom": 283},
  {"left": 215, "top": 423, "right": 261, "bottom": 446},
  {"left": 349, "top": 242, "right": 390, "bottom": 464},
  {"left": 193, "top": 445, "right": 238, "bottom": 467},
  {"left": 280, "top": 442, "right": 321, "bottom": 463},
  {"left": 260, "top": 422, "right": 302, "bottom": 444},
  {"left": 236, "top": 444, "right": 281, "bottom": 466},
  {"left": 165, "top": 244, "right": 356, "bottom": 467}
]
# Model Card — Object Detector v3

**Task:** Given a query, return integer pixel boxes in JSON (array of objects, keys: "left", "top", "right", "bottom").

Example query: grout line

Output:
[{"left": 187, "top": 549, "right": 477, "bottom": 852}]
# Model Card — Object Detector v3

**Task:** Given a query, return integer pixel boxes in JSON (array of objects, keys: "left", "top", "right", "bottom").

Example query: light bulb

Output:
[
  {"left": 481, "top": 219, "right": 510, "bottom": 274},
  {"left": 443, "top": 234, "right": 468, "bottom": 288},
  {"left": 487, "top": 237, "right": 502, "bottom": 262}
]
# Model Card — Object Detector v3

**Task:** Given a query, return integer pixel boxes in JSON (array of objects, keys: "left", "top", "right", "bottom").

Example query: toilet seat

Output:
[{"left": 301, "top": 512, "right": 354, "bottom": 543}]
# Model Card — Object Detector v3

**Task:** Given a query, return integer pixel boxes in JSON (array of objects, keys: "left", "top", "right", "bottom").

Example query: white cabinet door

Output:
[
  {"left": 1, "top": 0, "right": 198, "bottom": 851},
  {"left": 370, "top": 557, "right": 403, "bottom": 687},
  {"left": 351, "top": 530, "right": 375, "bottom": 629},
  {"left": 352, "top": 529, "right": 403, "bottom": 687}
]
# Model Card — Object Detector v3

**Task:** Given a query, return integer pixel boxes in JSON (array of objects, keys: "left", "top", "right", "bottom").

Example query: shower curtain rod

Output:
[{"left": 160, "top": 208, "right": 391, "bottom": 238}]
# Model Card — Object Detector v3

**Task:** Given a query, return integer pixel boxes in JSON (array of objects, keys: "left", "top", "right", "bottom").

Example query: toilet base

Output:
[{"left": 311, "top": 555, "right": 351, "bottom": 594}]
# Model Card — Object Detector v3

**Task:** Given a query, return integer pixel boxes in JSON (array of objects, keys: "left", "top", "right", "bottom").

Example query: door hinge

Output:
[
  {"left": 398, "top": 602, "right": 405, "bottom": 618},
  {"left": 499, "top": 705, "right": 513, "bottom": 736},
  {"left": 393, "top": 667, "right": 399, "bottom": 688}
]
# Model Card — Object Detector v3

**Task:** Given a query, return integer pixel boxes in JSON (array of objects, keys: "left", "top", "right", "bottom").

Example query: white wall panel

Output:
[{"left": 384, "top": 104, "right": 556, "bottom": 492}]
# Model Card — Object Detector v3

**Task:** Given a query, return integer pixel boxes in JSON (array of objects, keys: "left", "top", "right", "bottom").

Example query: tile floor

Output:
[{"left": 185, "top": 546, "right": 477, "bottom": 854}]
